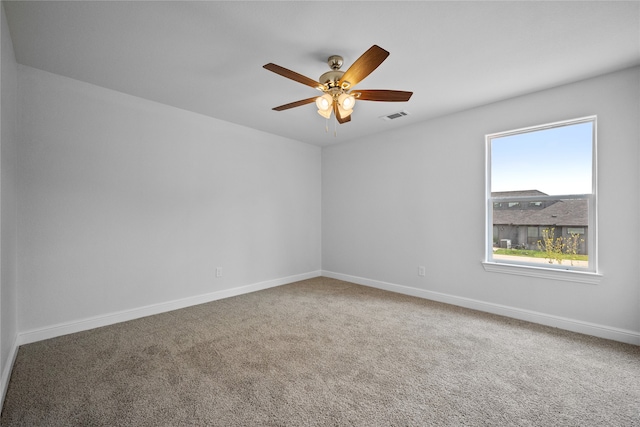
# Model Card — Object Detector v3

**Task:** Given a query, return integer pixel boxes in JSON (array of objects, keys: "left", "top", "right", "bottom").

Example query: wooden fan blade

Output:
[
  {"left": 354, "top": 90, "right": 413, "bottom": 102},
  {"left": 338, "top": 45, "right": 389, "bottom": 89},
  {"left": 263, "top": 63, "right": 323, "bottom": 90},
  {"left": 334, "top": 102, "right": 351, "bottom": 124},
  {"left": 272, "top": 97, "right": 318, "bottom": 111}
]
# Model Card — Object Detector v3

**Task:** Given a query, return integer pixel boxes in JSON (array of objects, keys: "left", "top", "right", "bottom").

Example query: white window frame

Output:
[{"left": 482, "top": 116, "right": 601, "bottom": 284}]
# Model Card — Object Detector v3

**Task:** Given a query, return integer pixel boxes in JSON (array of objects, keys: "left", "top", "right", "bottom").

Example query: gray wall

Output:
[
  {"left": 16, "top": 65, "right": 322, "bottom": 334},
  {"left": 322, "top": 67, "right": 640, "bottom": 341},
  {"left": 0, "top": 2, "right": 18, "bottom": 403}
]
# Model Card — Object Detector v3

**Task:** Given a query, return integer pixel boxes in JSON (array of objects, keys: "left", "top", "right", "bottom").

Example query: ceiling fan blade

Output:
[
  {"left": 272, "top": 97, "right": 318, "bottom": 111},
  {"left": 334, "top": 102, "right": 351, "bottom": 124},
  {"left": 338, "top": 45, "right": 389, "bottom": 89},
  {"left": 354, "top": 90, "right": 413, "bottom": 102},
  {"left": 263, "top": 63, "right": 323, "bottom": 90}
]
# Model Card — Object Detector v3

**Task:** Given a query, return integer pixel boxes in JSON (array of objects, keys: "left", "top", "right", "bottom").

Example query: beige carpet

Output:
[{"left": 2, "top": 277, "right": 639, "bottom": 426}]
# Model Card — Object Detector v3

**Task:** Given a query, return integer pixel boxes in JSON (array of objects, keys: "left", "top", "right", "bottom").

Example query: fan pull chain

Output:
[
  {"left": 325, "top": 118, "right": 329, "bottom": 133},
  {"left": 334, "top": 116, "right": 337, "bottom": 137}
]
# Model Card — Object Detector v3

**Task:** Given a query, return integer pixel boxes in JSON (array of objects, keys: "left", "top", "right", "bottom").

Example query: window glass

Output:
[
  {"left": 487, "top": 117, "right": 596, "bottom": 272},
  {"left": 491, "top": 121, "right": 593, "bottom": 196}
]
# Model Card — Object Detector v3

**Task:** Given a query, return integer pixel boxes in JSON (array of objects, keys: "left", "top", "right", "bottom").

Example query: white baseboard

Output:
[
  {"left": 17, "top": 270, "right": 322, "bottom": 347},
  {"left": 0, "top": 333, "right": 19, "bottom": 413},
  {"left": 322, "top": 270, "right": 640, "bottom": 346}
]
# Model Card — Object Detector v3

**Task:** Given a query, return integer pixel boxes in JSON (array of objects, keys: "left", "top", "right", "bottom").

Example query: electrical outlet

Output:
[
  {"left": 216, "top": 267, "right": 222, "bottom": 278},
  {"left": 418, "top": 266, "right": 426, "bottom": 277}
]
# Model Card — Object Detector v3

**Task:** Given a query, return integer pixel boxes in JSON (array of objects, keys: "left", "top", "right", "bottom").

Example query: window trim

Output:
[
  {"left": 484, "top": 116, "right": 599, "bottom": 282},
  {"left": 481, "top": 261, "right": 602, "bottom": 284}
]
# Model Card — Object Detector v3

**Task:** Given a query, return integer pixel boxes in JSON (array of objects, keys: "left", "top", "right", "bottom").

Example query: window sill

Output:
[{"left": 482, "top": 261, "right": 602, "bottom": 284}]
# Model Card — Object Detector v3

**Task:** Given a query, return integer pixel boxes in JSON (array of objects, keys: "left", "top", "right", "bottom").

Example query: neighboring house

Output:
[{"left": 492, "top": 190, "right": 588, "bottom": 254}]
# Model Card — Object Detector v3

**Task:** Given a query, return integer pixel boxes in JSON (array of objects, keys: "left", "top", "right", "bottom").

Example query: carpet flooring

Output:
[{"left": 2, "top": 277, "right": 639, "bottom": 426}]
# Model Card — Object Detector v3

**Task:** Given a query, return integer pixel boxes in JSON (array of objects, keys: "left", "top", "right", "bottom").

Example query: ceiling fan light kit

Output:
[{"left": 263, "top": 45, "right": 413, "bottom": 128}]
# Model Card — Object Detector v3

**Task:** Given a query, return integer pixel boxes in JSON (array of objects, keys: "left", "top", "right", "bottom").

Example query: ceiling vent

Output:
[{"left": 380, "top": 110, "right": 410, "bottom": 121}]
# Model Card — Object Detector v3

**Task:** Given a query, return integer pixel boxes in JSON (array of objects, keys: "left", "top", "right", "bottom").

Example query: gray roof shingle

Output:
[{"left": 492, "top": 190, "right": 588, "bottom": 227}]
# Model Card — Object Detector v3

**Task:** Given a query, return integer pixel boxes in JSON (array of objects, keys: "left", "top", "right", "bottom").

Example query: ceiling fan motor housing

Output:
[{"left": 319, "top": 70, "right": 345, "bottom": 88}]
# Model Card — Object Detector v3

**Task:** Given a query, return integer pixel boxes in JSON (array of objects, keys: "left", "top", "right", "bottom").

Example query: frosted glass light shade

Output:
[
  {"left": 337, "top": 104, "right": 353, "bottom": 118},
  {"left": 315, "top": 94, "right": 332, "bottom": 111},
  {"left": 338, "top": 93, "right": 355, "bottom": 110},
  {"left": 317, "top": 108, "right": 331, "bottom": 119}
]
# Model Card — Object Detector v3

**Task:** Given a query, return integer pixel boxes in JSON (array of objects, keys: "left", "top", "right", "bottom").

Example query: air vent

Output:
[{"left": 380, "top": 110, "right": 410, "bottom": 121}]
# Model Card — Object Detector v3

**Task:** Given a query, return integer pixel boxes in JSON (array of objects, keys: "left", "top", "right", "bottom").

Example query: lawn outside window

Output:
[{"left": 483, "top": 116, "right": 600, "bottom": 283}]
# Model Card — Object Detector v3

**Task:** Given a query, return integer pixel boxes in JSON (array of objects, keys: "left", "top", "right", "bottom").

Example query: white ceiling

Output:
[{"left": 4, "top": 1, "right": 640, "bottom": 146}]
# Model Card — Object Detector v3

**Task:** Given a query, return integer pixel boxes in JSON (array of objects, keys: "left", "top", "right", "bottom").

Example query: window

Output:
[
  {"left": 567, "top": 227, "right": 585, "bottom": 235},
  {"left": 484, "top": 116, "right": 597, "bottom": 279},
  {"left": 527, "top": 227, "right": 540, "bottom": 246}
]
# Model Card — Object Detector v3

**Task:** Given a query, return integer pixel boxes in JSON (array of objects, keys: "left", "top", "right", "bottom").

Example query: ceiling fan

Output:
[{"left": 263, "top": 45, "right": 412, "bottom": 124}]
